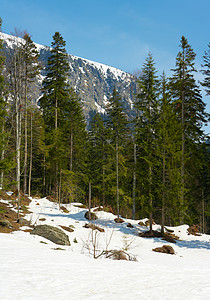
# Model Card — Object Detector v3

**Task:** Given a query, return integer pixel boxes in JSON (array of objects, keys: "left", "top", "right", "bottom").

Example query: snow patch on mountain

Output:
[
  {"left": 1, "top": 32, "right": 136, "bottom": 118},
  {"left": 95, "top": 101, "right": 105, "bottom": 114},
  {"left": 0, "top": 32, "right": 47, "bottom": 52},
  {"left": 69, "top": 52, "right": 129, "bottom": 83}
]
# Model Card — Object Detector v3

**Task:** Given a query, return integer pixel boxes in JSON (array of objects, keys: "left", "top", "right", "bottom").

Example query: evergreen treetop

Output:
[{"left": 201, "top": 43, "right": 210, "bottom": 96}]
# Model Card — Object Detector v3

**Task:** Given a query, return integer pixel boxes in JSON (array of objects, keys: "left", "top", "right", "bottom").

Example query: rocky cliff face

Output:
[{"left": 1, "top": 32, "right": 137, "bottom": 120}]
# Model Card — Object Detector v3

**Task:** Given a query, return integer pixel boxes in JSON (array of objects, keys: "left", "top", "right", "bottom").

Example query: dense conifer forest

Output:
[{"left": 0, "top": 18, "right": 209, "bottom": 232}]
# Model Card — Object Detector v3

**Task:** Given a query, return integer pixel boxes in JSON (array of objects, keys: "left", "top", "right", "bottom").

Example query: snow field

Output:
[{"left": 0, "top": 197, "right": 210, "bottom": 300}]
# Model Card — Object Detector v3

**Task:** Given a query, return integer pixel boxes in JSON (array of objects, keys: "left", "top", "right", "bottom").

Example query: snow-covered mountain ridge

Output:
[{"left": 0, "top": 32, "right": 136, "bottom": 119}]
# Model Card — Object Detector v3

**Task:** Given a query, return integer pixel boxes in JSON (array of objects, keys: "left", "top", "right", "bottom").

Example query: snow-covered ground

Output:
[{"left": 0, "top": 197, "right": 210, "bottom": 300}]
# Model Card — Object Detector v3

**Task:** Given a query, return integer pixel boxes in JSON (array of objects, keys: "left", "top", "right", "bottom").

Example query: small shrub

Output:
[{"left": 0, "top": 207, "right": 7, "bottom": 214}]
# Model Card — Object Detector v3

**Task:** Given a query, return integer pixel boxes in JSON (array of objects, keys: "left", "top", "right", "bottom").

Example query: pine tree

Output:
[
  {"left": 134, "top": 53, "right": 159, "bottom": 232},
  {"left": 170, "top": 36, "right": 209, "bottom": 223}
]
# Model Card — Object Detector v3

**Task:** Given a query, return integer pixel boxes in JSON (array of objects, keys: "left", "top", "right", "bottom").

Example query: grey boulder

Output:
[{"left": 30, "top": 224, "right": 70, "bottom": 246}]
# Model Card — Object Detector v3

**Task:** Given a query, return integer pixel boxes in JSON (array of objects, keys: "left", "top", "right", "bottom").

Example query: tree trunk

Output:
[
  {"left": 180, "top": 90, "right": 185, "bottom": 224},
  {"left": 0, "top": 124, "right": 5, "bottom": 189},
  {"left": 149, "top": 165, "right": 153, "bottom": 233},
  {"left": 28, "top": 111, "right": 33, "bottom": 197},
  {"left": 180, "top": 51, "right": 185, "bottom": 224},
  {"left": 102, "top": 165, "right": 105, "bottom": 208},
  {"left": 43, "top": 154, "right": 46, "bottom": 196},
  {"left": 16, "top": 95, "right": 21, "bottom": 221},
  {"left": 14, "top": 51, "right": 22, "bottom": 221},
  {"left": 23, "top": 80, "right": 28, "bottom": 195},
  {"left": 55, "top": 94, "right": 58, "bottom": 202},
  {"left": 116, "top": 136, "right": 119, "bottom": 219},
  {"left": 202, "top": 188, "right": 205, "bottom": 234},
  {"left": 161, "top": 146, "right": 166, "bottom": 235},
  {"left": 70, "top": 128, "right": 73, "bottom": 172},
  {"left": 0, "top": 148, "right": 4, "bottom": 189},
  {"left": 132, "top": 142, "right": 136, "bottom": 220},
  {"left": 102, "top": 141, "right": 105, "bottom": 208},
  {"left": 88, "top": 182, "right": 91, "bottom": 219},
  {"left": 58, "top": 169, "right": 62, "bottom": 209}
]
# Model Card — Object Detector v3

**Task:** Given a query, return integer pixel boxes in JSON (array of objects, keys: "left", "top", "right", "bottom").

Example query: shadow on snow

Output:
[{"left": 35, "top": 207, "right": 210, "bottom": 250}]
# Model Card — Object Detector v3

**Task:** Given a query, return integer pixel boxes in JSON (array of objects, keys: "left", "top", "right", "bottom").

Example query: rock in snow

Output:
[
  {"left": 30, "top": 224, "right": 70, "bottom": 246},
  {"left": 152, "top": 245, "right": 175, "bottom": 255}
]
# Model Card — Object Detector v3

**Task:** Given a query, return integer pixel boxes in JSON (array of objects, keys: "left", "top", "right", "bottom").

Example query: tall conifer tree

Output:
[
  {"left": 40, "top": 32, "right": 70, "bottom": 201},
  {"left": 170, "top": 36, "right": 209, "bottom": 222},
  {"left": 201, "top": 43, "right": 210, "bottom": 95},
  {"left": 88, "top": 113, "right": 108, "bottom": 207},
  {"left": 156, "top": 73, "right": 182, "bottom": 231},
  {"left": 106, "top": 88, "right": 129, "bottom": 218},
  {"left": 135, "top": 53, "right": 159, "bottom": 232}
]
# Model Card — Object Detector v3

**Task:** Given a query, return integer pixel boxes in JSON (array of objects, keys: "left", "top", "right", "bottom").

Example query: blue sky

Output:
[
  {"left": 1, "top": 0, "right": 210, "bottom": 131},
  {"left": 1, "top": 0, "right": 209, "bottom": 73}
]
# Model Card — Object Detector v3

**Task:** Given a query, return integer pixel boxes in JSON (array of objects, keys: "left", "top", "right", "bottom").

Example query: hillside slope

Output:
[{"left": 0, "top": 32, "right": 136, "bottom": 120}]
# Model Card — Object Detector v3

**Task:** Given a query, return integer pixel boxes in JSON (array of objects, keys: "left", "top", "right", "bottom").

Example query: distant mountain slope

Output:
[{"left": 0, "top": 32, "right": 137, "bottom": 120}]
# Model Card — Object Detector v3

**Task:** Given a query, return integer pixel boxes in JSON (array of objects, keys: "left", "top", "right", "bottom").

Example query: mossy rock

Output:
[{"left": 31, "top": 225, "right": 70, "bottom": 246}]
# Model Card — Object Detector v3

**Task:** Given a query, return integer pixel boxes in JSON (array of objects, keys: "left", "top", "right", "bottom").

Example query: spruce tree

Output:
[
  {"left": 40, "top": 32, "right": 70, "bottom": 201},
  {"left": 106, "top": 88, "right": 129, "bottom": 218},
  {"left": 63, "top": 89, "right": 87, "bottom": 173},
  {"left": 134, "top": 53, "right": 159, "bottom": 232},
  {"left": 62, "top": 88, "right": 87, "bottom": 203},
  {"left": 40, "top": 32, "right": 87, "bottom": 204},
  {"left": 170, "top": 36, "right": 209, "bottom": 223},
  {"left": 88, "top": 113, "right": 108, "bottom": 207},
  {"left": 201, "top": 43, "right": 210, "bottom": 95},
  {"left": 156, "top": 73, "right": 182, "bottom": 231}
]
